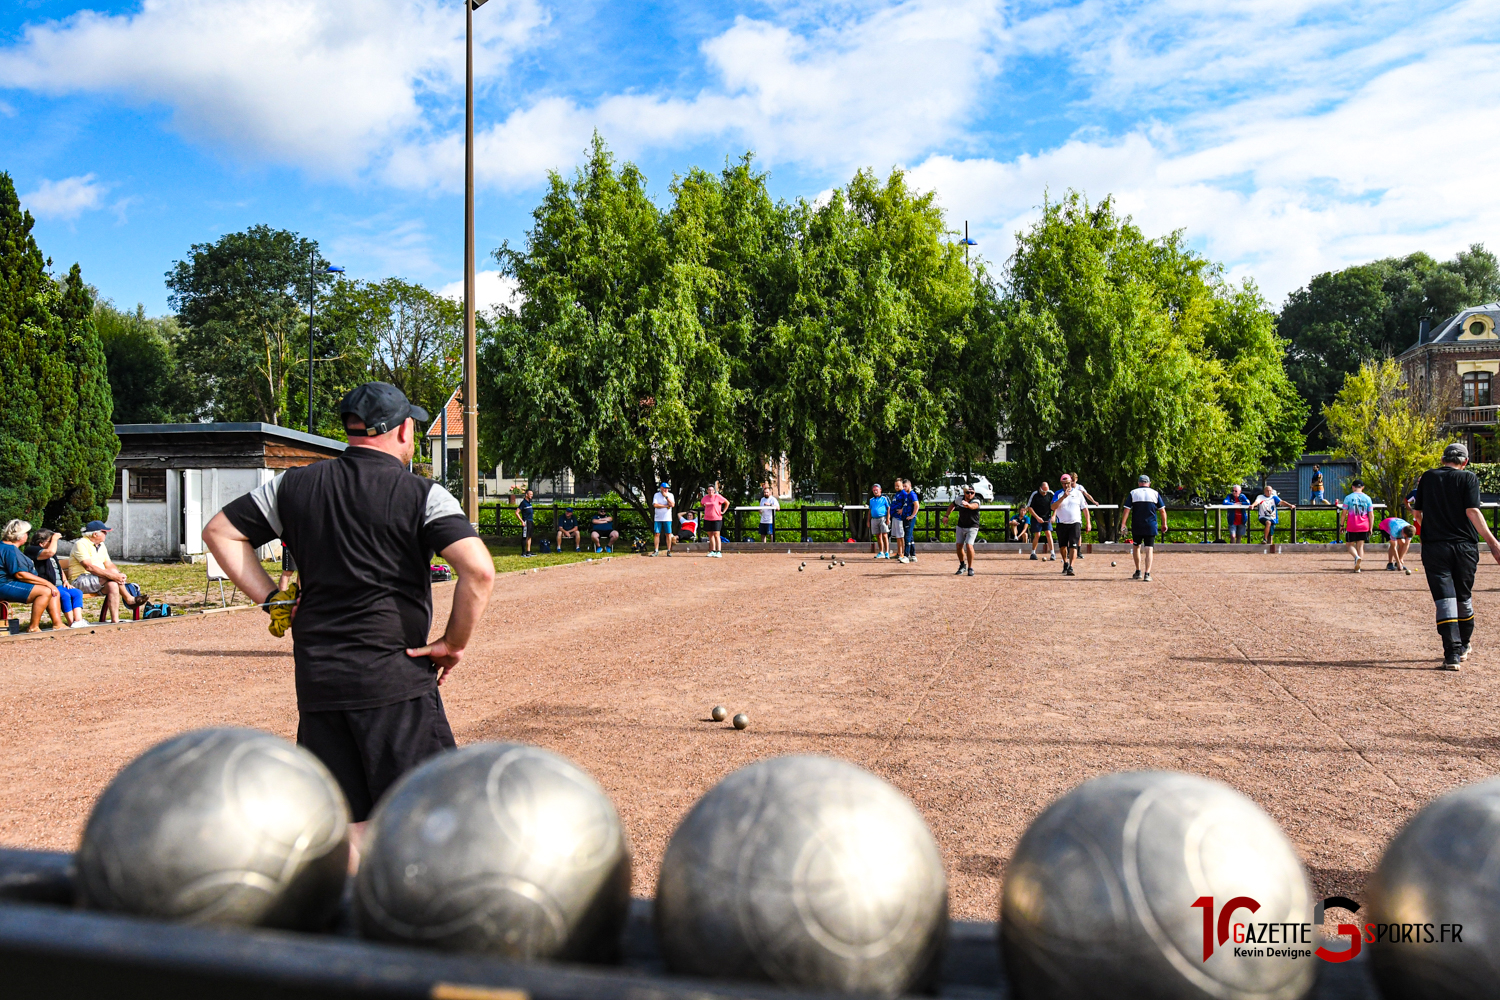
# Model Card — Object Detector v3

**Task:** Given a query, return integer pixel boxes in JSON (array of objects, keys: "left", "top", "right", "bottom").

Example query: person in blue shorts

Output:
[
  {"left": 1024, "top": 481, "right": 1055, "bottom": 561},
  {"left": 1380, "top": 515, "right": 1415, "bottom": 574},
  {"left": 1308, "top": 465, "right": 1326, "bottom": 504},
  {"left": 868, "top": 483, "right": 892, "bottom": 559}
]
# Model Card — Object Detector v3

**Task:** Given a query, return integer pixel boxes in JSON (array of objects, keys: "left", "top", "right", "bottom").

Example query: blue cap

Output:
[
  {"left": 85, "top": 520, "right": 111, "bottom": 532},
  {"left": 660, "top": 481, "right": 670, "bottom": 488}
]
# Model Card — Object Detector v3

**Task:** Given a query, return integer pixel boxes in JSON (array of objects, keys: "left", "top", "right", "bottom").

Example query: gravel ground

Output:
[{"left": 1, "top": 549, "right": 1495, "bottom": 921}]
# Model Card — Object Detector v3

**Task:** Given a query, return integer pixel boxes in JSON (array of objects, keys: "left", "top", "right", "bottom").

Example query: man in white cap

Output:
[
  {"left": 1412, "top": 442, "right": 1500, "bottom": 669},
  {"left": 1123, "top": 474, "right": 1168, "bottom": 581}
]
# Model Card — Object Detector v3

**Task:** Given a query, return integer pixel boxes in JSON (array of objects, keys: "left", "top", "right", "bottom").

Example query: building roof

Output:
[
  {"left": 114, "top": 422, "right": 347, "bottom": 451},
  {"left": 425, "top": 389, "right": 464, "bottom": 438},
  {"left": 1403, "top": 303, "right": 1500, "bottom": 354}
]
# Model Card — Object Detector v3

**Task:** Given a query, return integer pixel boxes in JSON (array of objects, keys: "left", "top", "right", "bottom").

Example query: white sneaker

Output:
[
  {"left": 69, "top": 621, "right": 90, "bottom": 628},
  {"left": 899, "top": 556, "right": 909, "bottom": 564}
]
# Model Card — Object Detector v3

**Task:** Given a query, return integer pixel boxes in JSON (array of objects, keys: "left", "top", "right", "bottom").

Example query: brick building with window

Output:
[{"left": 1399, "top": 303, "right": 1500, "bottom": 461}]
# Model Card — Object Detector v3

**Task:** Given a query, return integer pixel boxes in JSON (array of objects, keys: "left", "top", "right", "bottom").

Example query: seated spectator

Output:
[
  {"left": 1, "top": 519, "right": 63, "bottom": 633},
  {"left": 590, "top": 511, "right": 619, "bottom": 552},
  {"left": 70, "top": 520, "right": 147, "bottom": 624},
  {"left": 556, "top": 507, "right": 582, "bottom": 552},
  {"left": 1007, "top": 511, "right": 1030, "bottom": 542},
  {"left": 23, "top": 529, "right": 87, "bottom": 628}
]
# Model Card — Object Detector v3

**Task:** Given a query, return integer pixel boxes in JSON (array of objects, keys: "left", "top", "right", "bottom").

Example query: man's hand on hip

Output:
[{"left": 407, "top": 637, "right": 463, "bottom": 684}]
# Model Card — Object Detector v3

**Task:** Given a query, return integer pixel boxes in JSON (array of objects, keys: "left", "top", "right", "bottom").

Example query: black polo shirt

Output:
[{"left": 221, "top": 447, "right": 478, "bottom": 712}]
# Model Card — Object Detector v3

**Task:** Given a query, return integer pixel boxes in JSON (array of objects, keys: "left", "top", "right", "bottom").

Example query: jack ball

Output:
[
  {"left": 355, "top": 743, "right": 631, "bottom": 960},
  {"left": 77, "top": 727, "right": 349, "bottom": 929}
]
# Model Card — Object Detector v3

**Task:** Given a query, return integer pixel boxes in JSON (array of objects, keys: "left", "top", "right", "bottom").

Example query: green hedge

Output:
[{"left": 1470, "top": 463, "right": 1500, "bottom": 493}]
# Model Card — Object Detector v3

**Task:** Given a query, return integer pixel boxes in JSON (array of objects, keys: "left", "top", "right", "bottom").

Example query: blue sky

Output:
[{"left": 2, "top": 0, "right": 1497, "bottom": 316}]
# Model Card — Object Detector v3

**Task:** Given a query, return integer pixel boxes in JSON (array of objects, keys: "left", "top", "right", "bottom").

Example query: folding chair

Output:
[{"left": 204, "top": 551, "right": 238, "bottom": 608}]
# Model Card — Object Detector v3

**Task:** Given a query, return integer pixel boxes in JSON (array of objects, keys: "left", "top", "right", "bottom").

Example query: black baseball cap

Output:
[{"left": 340, "top": 382, "right": 429, "bottom": 436}]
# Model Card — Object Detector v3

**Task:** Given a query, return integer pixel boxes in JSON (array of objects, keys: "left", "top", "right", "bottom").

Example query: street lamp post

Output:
[
  {"left": 462, "top": 0, "right": 489, "bottom": 526},
  {"left": 307, "top": 256, "right": 346, "bottom": 434},
  {"left": 960, "top": 221, "right": 977, "bottom": 264}
]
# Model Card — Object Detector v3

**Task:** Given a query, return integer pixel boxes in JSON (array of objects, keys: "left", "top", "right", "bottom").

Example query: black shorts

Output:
[
  {"left": 1133, "top": 533, "right": 1156, "bottom": 547},
  {"left": 759, "top": 523, "right": 775, "bottom": 535},
  {"left": 702, "top": 519, "right": 723, "bottom": 533},
  {"left": 592, "top": 526, "right": 615, "bottom": 537},
  {"left": 1056, "top": 522, "right": 1082, "bottom": 547},
  {"left": 520, "top": 522, "right": 532, "bottom": 538},
  {"left": 297, "top": 689, "right": 456, "bottom": 822},
  {"left": 1346, "top": 531, "right": 1370, "bottom": 543}
]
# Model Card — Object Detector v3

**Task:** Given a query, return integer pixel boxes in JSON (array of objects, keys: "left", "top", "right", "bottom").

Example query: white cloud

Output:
[
  {"left": 21, "top": 174, "right": 109, "bottom": 220},
  {"left": 0, "top": 0, "right": 546, "bottom": 178},
  {"left": 440, "top": 270, "right": 522, "bottom": 313}
]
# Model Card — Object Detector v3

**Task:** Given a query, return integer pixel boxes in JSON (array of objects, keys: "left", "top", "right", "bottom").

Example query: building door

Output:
[{"left": 183, "top": 470, "right": 203, "bottom": 554}]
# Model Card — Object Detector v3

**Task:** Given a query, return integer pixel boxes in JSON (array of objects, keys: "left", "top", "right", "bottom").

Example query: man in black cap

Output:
[
  {"left": 1411, "top": 442, "right": 1500, "bottom": 669},
  {"left": 202, "top": 382, "right": 495, "bottom": 862}
]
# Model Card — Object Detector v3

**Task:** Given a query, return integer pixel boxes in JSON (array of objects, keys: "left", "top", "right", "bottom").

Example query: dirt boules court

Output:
[{"left": 1, "top": 549, "right": 1494, "bottom": 921}]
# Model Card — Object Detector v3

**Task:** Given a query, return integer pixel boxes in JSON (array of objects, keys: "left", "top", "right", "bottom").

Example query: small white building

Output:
[{"left": 105, "top": 423, "right": 346, "bottom": 561}]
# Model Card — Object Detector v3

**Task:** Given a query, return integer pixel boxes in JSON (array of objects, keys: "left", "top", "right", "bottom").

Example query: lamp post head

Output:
[
  {"left": 960, "top": 238, "right": 978, "bottom": 246},
  {"left": 325, "top": 266, "right": 345, "bottom": 274}
]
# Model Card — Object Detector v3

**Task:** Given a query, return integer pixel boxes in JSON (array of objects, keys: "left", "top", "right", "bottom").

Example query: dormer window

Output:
[
  {"left": 1473, "top": 320, "right": 1489, "bottom": 337},
  {"left": 1464, "top": 371, "right": 1492, "bottom": 407},
  {"left": 1460, "top": 314, "right": 1497, "bottom": 339}
]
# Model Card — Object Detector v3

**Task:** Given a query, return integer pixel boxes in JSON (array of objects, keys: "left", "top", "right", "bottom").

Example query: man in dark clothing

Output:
[
  {"left": 1412, "top": 442, "right": 1500, "bottom": 669},
  {"left": 203, "top": 382, "right": 495, "bottom": 865},
  {"left": 947, "top": 485, "right": 982, "bottom": 577}
]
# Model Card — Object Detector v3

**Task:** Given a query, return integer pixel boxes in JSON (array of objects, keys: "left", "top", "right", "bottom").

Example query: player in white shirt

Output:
[
  {"left": 1049, "top": 473, "right": 1092, "bottom": 576},
  {"left": 651, "top": 482, "right": 676, "bottom": 556},
  {"left": 757, "top": 484, "right": 780, "bottom": 542}
]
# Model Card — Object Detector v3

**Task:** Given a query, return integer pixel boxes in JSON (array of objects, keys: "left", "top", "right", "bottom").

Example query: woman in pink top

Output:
[{"left": 700, "top": 483, "right": 730, "bottom": 558}]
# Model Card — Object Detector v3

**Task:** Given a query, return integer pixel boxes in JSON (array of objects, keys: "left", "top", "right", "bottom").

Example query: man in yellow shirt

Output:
[{"left": 70, "top": 521, "right": 147, "bottom": 623}]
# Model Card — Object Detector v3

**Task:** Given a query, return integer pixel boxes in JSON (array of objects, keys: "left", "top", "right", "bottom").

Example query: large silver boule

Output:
[
  {"left": 655, "top": 754, "right": 947, "bottom": 997},
  {"left": 355, "top": 742, "right": 631, "bottom": 961},
  {"left": 1001, "top": 771, "right": 1313, "bottom": 1000},
  {"left": 76, "top": 727, "right": 349, "bottom": 928},
  {"left": 1367, "top": 777, "right": 1500, "bottom": 999}
]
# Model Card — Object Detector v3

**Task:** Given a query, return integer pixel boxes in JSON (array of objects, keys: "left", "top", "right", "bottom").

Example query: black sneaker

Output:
[
  {"left": 1441, "top": 656, "right": 1462, "bottom": 671},
  {"left": 1029, "top": 553, "right": 1038, "bottom": 561},
  {"left": 966, "top": 567, "right": 974, "bottom": 577},
  {"left": 1132, "top": 570, "right": 1141, "bottom": 580},
  {"left": 1064, "top": 565, "right": 1074, "bottom": 576},
  {"left": 955, "top": 563, "right": 966, "bottom": 575},
  {"left": 1385, "top": 564, "right": 1396, "bottom": 571}
]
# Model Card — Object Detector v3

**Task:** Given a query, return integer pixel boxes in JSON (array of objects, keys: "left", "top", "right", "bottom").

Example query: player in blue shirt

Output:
[
  {"left": 888, "top": 481, "right": 911, "bottom": 563},
  {"left": 1123, "top": 474, "right": 1168, "bottom": 581},
  {"left": 868, "top": 484, "right": 892, "bottom": 559},
  {"left": 1222, "top": 485, "right": 1252, "bottom": 542}
]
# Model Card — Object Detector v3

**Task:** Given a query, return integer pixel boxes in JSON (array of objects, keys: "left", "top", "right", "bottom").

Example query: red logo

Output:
[{"left": 1192, "top": 896, "right": 1361, "bottom": 963}]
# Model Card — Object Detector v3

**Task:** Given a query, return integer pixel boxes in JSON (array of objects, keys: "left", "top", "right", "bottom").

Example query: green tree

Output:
[
  {"left": 478, "top": 137, "right": 767, "bottom": 517},
  {"left": 1282, "top": 245, "right": 1500, "bottom": 444},
  {"left": 775, "top": 168, "right": 998, "bottom": 500},
  {"left": 999, "top": 192, "right": 1304, "bottom": 513},
  {"left": 95, "top": 300, "right": 199, "bottom": 423},
  {"left": 167, "top": 225, "right": 333, "bottom": 426},
  {"left": 1324, "top": 358, "right": 1444, "bottom": 509},
  {"left": 320, "top": 277, "right": 461, "bottom": 438},
  {"left": 0, "top": 172, "right": 117, "bottom": 532}
]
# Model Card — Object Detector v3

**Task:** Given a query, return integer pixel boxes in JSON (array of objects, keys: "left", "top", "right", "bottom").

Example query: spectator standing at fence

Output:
[
  {"left": 556, "top": 506, "right": 582, "bottom": 553},
  {"left": 652, "top": 482, "right": 675, "bottom": 556},
  {"left": 24, "top": 529, "right": 86, "bottom": 627},
  {"left": 1024, "top": 481, "right": 1055, "bottom": 561},
  {"left": 888, "top": 480, "right": 908, "bottom": 562},
  {"left": 1122, "top": 475, "right": 1168, "bottom": 581},
  {"left": 1380, "top": 515, "right": 1415, "bottom": 575},
  {"left": 868, "top": 484, "right": 892, "bottom": 559},
  {"left": 71, "top": 521, "right": 147, "bottom": 623},
  {"left": 947, "top": 485, "right": 981, "bottom": 576},
  {"left": 1251, "top": 484, "right": 1292, "bottom": 547},
  {"left": 1340, "top": 481, "right": 1375, "bottom": 572},
  {"left": 701, "top": 484, "right": 729, "bottom": 558},
  {"left": 516, "top": 490, "right": 535, "bottom": 557},
  {"left": 1411, "top": 442, "right": 1500, "bottom": 669},
  {"left": 1, "top": 520, "right": 63, "bottom": 632},
  {"left": 590, "top": 510, "right": 619, "bottom": 552},
  {"left": 1222, "top": 485, "right": 1252, "bottom": 542},
  {"left": 1050, "top": 473, "right": 1091, "bottom": 577},
  {"left": 757, "top": 484, "right": 779, "bottom": 542},
  {"left": 1309, "top": 466, "right": 1326, "bottom": 504}
]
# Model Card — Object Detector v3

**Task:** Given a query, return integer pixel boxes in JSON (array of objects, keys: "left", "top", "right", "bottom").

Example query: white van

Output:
[{"left": 924, "top": 473, "right": 994, "bottom": 503}]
